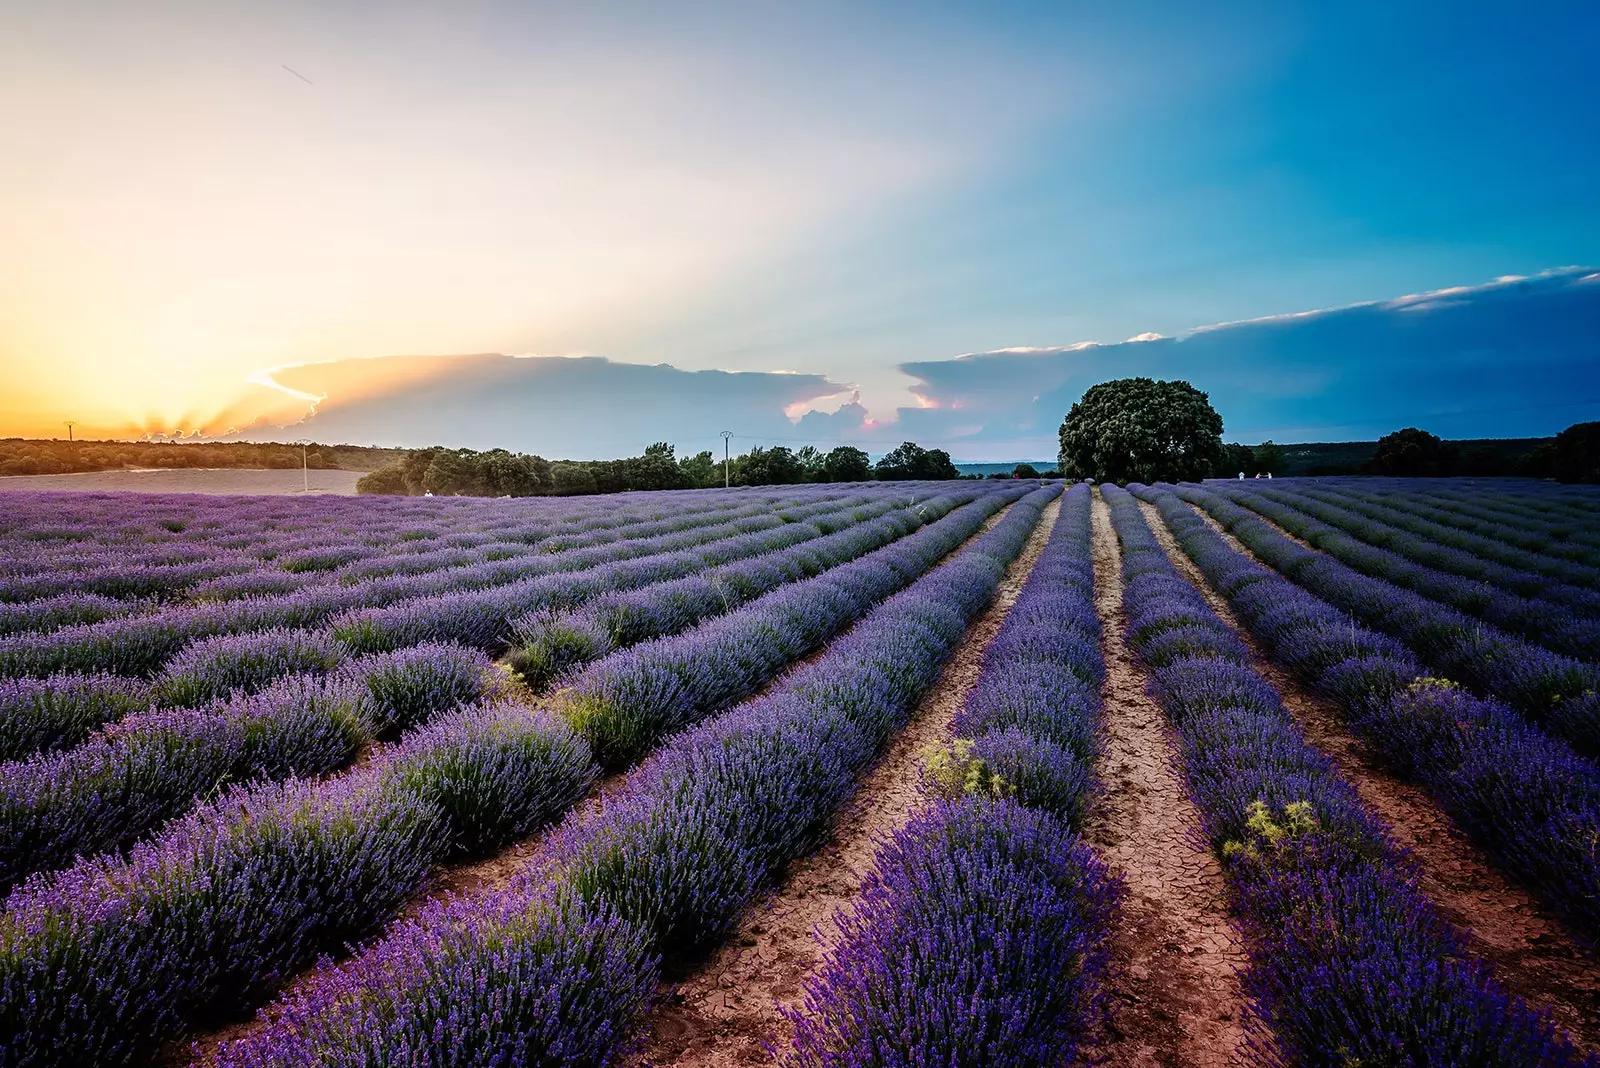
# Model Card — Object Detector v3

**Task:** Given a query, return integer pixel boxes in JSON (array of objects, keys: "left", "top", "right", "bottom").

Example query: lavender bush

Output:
[
  {"left": 152, "top": 628, "right": 348, "bottom": 707},
  {"left": 786, "top": 797, "right": 1118, "bottom": 1068},
  {"left": 0, "top": 697, "right": 599, "bottom": 1066},
  {"left": 0, "top": 672, "right": 148, "bottom": 760},
  {"left": 378, "top": 700, "right": 596, "bottom": 856}
]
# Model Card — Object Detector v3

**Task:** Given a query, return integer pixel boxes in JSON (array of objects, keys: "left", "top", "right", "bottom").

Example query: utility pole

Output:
[
  {"left": 63, "top": 420, "right": 76, "bottom": 442},
  {"left": 297, "top": 439, "right": 310, "bottom": 492},
  {"left": 721, "top": 430, "right": 733, "bottom": 489}
]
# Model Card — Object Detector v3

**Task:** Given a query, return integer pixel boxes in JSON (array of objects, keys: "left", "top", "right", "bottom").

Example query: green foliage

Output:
[
  {"left": 1012, "top": 463, "right": 1039, "bottom": 479},
  {"left": 874, "top": 441, "right": 959, "bottom": 481},
  {"left": 1057, "top": 377, "right": 1225, "bottom": 483},
  {"left": 1221, "top": 799, "right": 1318, "bottom": 863},
  {"left": 1368, "top": 427, "right": 1460, "bottom": 477},
  {"left": 627, "top": 443, "right": 691, "bottom": 491},
  {"left": 1217, "top": 442, "right": 1256, "bottom": 477},
  {"left": 737, "top": 445, "right": 806, "bottom": 486},
  {"left": 678, "top": 449, "right": 721, "bottom": 488},
  {"left": 821, "top": 445, "right": 871, "bottom": 482},
  {"left": 1253, "top": 440, "right": 1285, "bottom": 475},
  {"left": 355, "top": 466, "right": 408, "bottom": 495},
  {"left": 1552, "top": 420, "right": 1600, "bottom": 484},
  {"left": 922, "top": 740, "right": 1009, "bottom": 800}
]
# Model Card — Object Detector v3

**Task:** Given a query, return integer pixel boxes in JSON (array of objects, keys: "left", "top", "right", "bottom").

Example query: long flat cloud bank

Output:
[
  {"left": 228, "top": 268, "right": 1600, "bottom": 459},
  {"left": 237, "top": 354, "right": 868, "bottom": 458},
  {"left": 897, "top": 268, "right": 1600, "bottom": 456}
]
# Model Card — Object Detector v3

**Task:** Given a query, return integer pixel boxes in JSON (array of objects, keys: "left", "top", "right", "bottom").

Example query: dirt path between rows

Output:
[
  {"left": 1081, "top": 491, "right": 1248, "bottom": 1068},
  {"left": 1145, "top": 496, "right": 1600, "bottom": 1052},
  {"left": 177, "top": 494, "right": 1031, "bottom": 1067},
  {"left": 631, "top": 495, "right": 1062, "bottom": 1068}
]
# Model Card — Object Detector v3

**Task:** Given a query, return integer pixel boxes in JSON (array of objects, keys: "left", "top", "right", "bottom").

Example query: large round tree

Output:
[{"left": 1057, "top": 377, "right": 1225, "bottom": 483}]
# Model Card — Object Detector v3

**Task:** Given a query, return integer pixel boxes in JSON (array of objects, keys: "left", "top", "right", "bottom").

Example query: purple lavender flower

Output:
[{"left": 786, "top": 797, "right": 1119, "bottom": 1068}]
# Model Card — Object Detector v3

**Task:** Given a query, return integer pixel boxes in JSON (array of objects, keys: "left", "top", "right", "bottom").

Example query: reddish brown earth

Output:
[
  {"left": 630, "top": 496, "right": 1063, "bottom": 1068},
  {"left": 1145, "top": 496, "right": 1600, "bottom": 1053},
  {"left": 1081, "top": 491, "right": 1249, "bottom": 1068}
]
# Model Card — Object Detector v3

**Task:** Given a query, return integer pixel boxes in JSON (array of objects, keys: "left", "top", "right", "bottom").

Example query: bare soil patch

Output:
[
  {"left": 1148, "top": 497, "right": 1600, "bottom": 1053},
  {"left": 1081, "top": 490, "right": 1248, "bottom": 1068},
  {"left": 0, "top": 468, "right": 363, "bottom": 496},
  {"left": 632, "top": 496, "right": 1063, "bottom": 1068}
]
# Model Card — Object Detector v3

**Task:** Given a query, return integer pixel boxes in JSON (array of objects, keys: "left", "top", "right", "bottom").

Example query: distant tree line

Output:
[
  {"left": 354, "top": 440, "right": 970, "bottom": 496},
  {"left": 1209, "top": 426, "right": 1594, "bottom": 481},
  {"left": 0, "top": 439, "right": 403, "bottom": 478},
  {"left": 1357, "top": 424, "right": 1598, "bottom": 482}
]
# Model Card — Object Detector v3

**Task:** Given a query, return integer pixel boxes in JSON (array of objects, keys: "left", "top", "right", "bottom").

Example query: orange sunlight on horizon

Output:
[{"left": 1, "top": 3, "right": 984, "bottom": 440}]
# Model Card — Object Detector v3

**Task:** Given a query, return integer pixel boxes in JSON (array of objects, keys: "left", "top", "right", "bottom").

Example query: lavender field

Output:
[{"left": 1, "top": 477, "right": 1598, "bottom": 1067}]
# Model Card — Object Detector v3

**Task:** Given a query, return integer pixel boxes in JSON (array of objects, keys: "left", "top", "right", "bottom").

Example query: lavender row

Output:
[
  {"left": 0, "top": 698, "right": 597, "bottom": 1067},
  {"left": 789, "top": 798, "right": 1116, "bottom": 1068},
  {"left": 789, "top": 482, "right": 1120, "bottom": 1066},
  {"left": 327, "top": 491, "right": 962, "bottom": 655},
  {"left": 1233, "top": 485, "right": 1600, "bottom": 651},
  {"left": 1294, "top": 483, "right": 1600, "bottom": 586},
  {"left": 555, "top": 486, "right": 1031, "bottom": 769},
  {"left": 0, "top": 495, "right": 934, "bottom": 754},
  {"left": 1173, "top": 483, "right": 1600, "bottom": 755},
  {"left": 507, "top": 493, "right": 965, "bottom": 689},
  {"left": 1327, "top": 480, "right": 1600, "bottom": 562},
  {"left": 0, "top": 592, "right": 153, "bottom": 638},
  {"left": 1101, "top": 484, "right": 1590, "bottom": 1065},
  {"left": 0, "top": 485, "right": 905, "bottom": 586},
  {"left": 212, "top": 485, "right": 1058, "bottom": 1068},
  {"left": 1213, "top": 485, "right": 1600, "bottom": 661},
  {"left": 0, "top": 643, "right": 499, "bottom": 893},
  {"left": 1394, "top": 483, "right": 1600, "bottom": 555},
  {"left": 0, "top": 487, "right": 871, "bottom": 615},
  {"left": 937, "top": 481, "right": 1105, "bottom": 823},
  {"left": 0, "top": 488, "right": 922, "bottom": 614},
  {"left": 1137, "top": 484, "right": 1600, "bottom": 948},
  {"left": 0, "top": 673, "right": 150, "bottom": 761},
  {"left": 0, "top": 506, "right": 806, "bottom": 673},
  {"left": 0, "top": 492, "right": 901, "bottom": 678}
]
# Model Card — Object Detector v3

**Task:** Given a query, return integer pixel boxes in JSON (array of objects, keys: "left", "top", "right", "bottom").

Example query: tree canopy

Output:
[
  {"left": 874, "top": 441, "right": 959, "bottom": 481},
  {"left": 1553, "top": 421, "right": 1600, "bottom": 484},
  {"left": 1057, "top": 377, "right": 1225, "bottom": 484},
  {"left": 1369, "top": 428, "right": 1458, "bottom": 477},
  {"left": 822, "top": 445, "right": 871, "bottom": 482}
]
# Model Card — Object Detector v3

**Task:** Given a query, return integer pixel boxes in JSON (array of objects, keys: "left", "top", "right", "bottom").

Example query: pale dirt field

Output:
[{"left": 0, "top": 468, "right": 365, "bottom": 496}]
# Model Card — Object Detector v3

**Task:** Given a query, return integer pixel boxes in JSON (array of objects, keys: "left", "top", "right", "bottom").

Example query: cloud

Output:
[
  {"left": 896, "top": 267, "right": 1600, "bottom": 458},
  {"left": 230, "top": 353, "right": 856, "bottom": 459}
]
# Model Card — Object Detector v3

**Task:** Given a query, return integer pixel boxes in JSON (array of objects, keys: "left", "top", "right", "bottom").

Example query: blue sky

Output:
[{"left": 5, "top": 1, "right": 1598, "bottom": 456}]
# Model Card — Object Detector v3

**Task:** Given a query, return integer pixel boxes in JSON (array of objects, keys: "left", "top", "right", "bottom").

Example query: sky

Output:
[{"left": 3, "top": 1, "right": 1598, "bottom": 459}]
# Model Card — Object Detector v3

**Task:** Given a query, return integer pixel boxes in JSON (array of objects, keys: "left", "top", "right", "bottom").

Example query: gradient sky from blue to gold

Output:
[{"left": 3, "top": 2, "right": 1598, "bottom": 453}]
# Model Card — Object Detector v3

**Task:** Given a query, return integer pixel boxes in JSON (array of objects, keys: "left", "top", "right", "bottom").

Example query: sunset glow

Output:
[{"left": 2, "top": 2, "right": 1597, "bottom": 458}]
